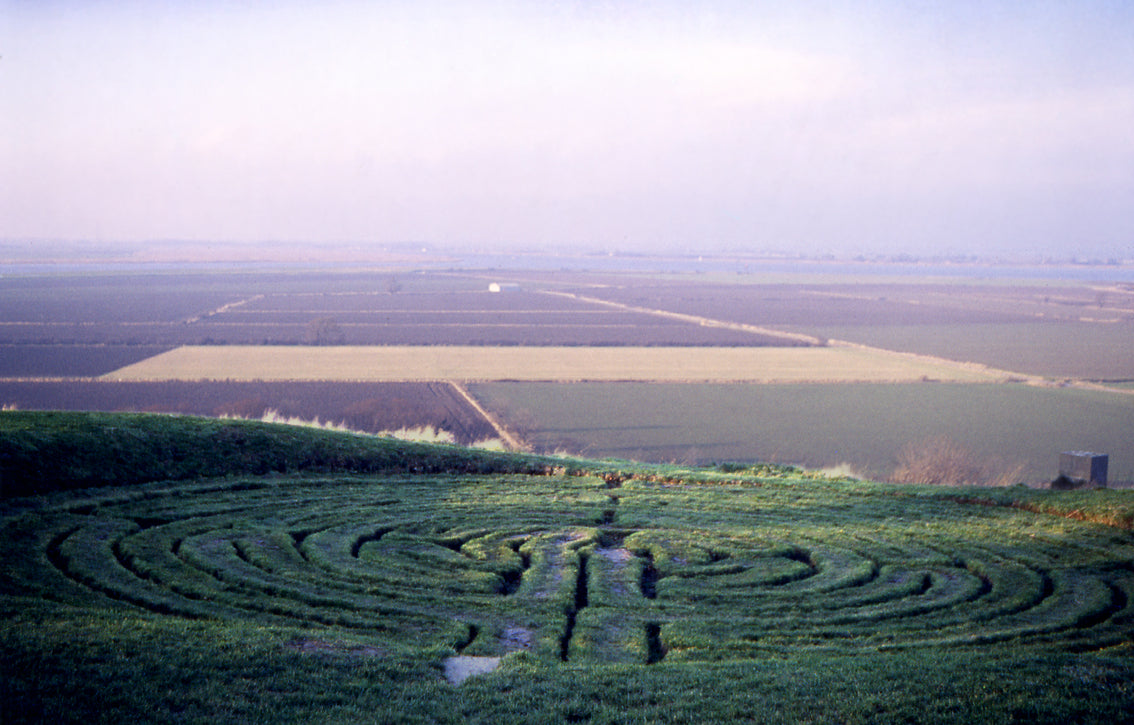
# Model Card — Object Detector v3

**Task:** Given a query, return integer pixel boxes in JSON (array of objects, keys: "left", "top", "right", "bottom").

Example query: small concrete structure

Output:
[
  {"left": 1055, "top": 451, "right": 1108, "bottom": 488},
  {"left": 488, "top": 282, "right": 520, "bottom": 293}
]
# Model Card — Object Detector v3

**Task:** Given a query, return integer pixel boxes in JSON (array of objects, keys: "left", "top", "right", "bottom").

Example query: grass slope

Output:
[
  {"left": 0, "top": 411, "right": 550, "bottom": 498},
  {"left": 2, "top": 412, "right": 1132, "bottom": 724}
]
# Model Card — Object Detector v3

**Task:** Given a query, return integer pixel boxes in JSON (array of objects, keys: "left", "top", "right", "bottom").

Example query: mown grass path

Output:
[{"left": 6, "top": 471, "right": 1132, "bottom": 661}]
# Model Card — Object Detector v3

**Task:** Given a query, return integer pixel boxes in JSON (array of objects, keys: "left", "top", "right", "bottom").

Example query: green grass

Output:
[
  {"left": 471, "top": 381, "right": 1134, "bottom": 483},
  {"left": 0, "top": 410, "right": 559, "bottom": 498},
  {"left": 2, "top": 412, "right": 1133, "bottom": 723}
]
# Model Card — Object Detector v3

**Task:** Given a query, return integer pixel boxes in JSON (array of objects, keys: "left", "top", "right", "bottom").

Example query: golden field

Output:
[{"left": 101, "top": 345, "right": 1007, "bottom": 383}]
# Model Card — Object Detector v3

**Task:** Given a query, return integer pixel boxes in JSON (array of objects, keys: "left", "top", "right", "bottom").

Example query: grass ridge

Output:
[{"left": 5, "top": 411, "right": 1133, "bottom": 534}]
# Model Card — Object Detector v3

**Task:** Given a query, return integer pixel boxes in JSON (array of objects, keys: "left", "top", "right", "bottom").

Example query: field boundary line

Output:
[
  {"left": 539, "top": 290, "right": 1065, "bottom": 387},
  {"left": 824, "top": 338, "right": 1048, "bottom": 386},
  {"left": 184, "top": 294, "right": 265, "bottom": 324},
  {"left": 1068, "top": 380, "right": 1134, "bottom": 396},
  {"left": 539, "top": 290, "right": 824, "bottom": 346},
  {"left": 829, "top": 341, "right": 1134, "bottom": 395},
  {"left": 0, "top": 377, "right": 102, "bottom": 383},
  {"left": 448, "top": 381, "right": 527, "bottom": 451}
]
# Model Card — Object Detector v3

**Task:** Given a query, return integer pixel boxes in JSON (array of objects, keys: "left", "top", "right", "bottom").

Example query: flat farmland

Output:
[
  {"left": 4, "top": 263, "right": 1132, "bottom": 488},
  {"left": 470, "top": 382, "right": 1134, "bottom": 484},
  {"left": 101, "top": 345, "right": 1005, "bottom": 383},
  {"left": 0, "top": 380, "right": 496, "bottom": 444},
  {"left": 4, "top": 269, "right": 1129, "bottom": 374},
  {"left": 205, "top": 288, "right": 786, "bottom": 345},
  {"left": 0, "top": 272, "right": 788, "bottom": 348},
  {"left": 574, "top": 282, "right": 1032, "bottom": 327},
  {"left": 801, "top": 322, "right": 1134, "bottom": 380},
  {"left": 0, "top": 273, "right": 250, "bottom": 324},
  {"left": 573, "top": 279, "right": 1134, "bottom": 328},
  {"left": 568, "top": 279, "right": 1134, "bottom": 380},
  {"left": 0, "top": 344, "right": 173, "bottom": 377}
]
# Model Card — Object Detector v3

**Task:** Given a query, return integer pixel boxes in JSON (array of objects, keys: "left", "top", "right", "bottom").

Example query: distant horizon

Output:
[{"left": 1, "top": 238, "right": 1131, "bottom": 270}]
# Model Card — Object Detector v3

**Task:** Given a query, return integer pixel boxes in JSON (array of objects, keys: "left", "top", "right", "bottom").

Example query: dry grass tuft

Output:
[{"left": 893, "top": 436, "right": 1027, "bottom": 487}]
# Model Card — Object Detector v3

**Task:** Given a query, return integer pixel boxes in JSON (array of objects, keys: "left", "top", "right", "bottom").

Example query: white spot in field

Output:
[{"left": 444, "top": 655, "right": 501, "bottom": 685}]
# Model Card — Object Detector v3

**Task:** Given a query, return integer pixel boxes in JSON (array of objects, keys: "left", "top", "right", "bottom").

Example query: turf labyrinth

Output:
[{"left": 6, "top": 471, "right": 1133, "bottom": 667}]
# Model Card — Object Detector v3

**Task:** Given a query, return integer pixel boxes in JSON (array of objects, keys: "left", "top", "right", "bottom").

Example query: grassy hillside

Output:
[
  {"left": 2, "top": 412, "right": 1132, "bottom": 723},
  {"left": 0, "top": 411, "right": 552, "bottom": 498}
]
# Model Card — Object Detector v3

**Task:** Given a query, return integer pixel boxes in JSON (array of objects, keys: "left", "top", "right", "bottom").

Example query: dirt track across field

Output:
[
  {"left": 448, "top": 381, "right": 526, "bottom": 450},
  {"left": 541, "top": 290, "right": 824, "bottom": 346}
]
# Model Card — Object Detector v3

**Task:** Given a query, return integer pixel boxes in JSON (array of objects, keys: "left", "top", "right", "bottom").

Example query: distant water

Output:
[
  {"left": 448, "top": 253, "right": 1134, "bottom": 282},
  {"left": 3, "top": 254, "right": 1133, "bottom": 283}
]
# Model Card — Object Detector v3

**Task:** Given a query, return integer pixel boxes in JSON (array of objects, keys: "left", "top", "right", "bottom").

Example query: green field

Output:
[
  {"left": 802, "top": 322, "right": 1134, "bottom": 381},
  {"left": 471, "top": 382, "right": 1134, "bottom": 484},
  {"left": 2, "top": 412, "right": 1133, "bottom": 723}
]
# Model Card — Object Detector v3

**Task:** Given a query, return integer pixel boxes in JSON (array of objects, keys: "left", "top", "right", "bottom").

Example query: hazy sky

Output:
[{"left": 2, "top": 1, "right": 1132, "bottom": 258}]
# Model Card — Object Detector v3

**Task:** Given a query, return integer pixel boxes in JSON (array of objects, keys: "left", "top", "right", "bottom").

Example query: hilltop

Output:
[{"left": 2, "top": 412, "right": 1132, "bottom": 723}]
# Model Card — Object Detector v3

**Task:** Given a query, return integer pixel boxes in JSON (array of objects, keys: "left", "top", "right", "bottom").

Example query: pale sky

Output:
[{"left": 2, "top": 1, "right": 1132, "bottom": 258}]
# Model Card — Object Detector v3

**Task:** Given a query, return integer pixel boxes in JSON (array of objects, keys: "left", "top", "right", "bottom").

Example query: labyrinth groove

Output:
[{"left": 4, "top": 471, "right": 1133, "bottom": 664}]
